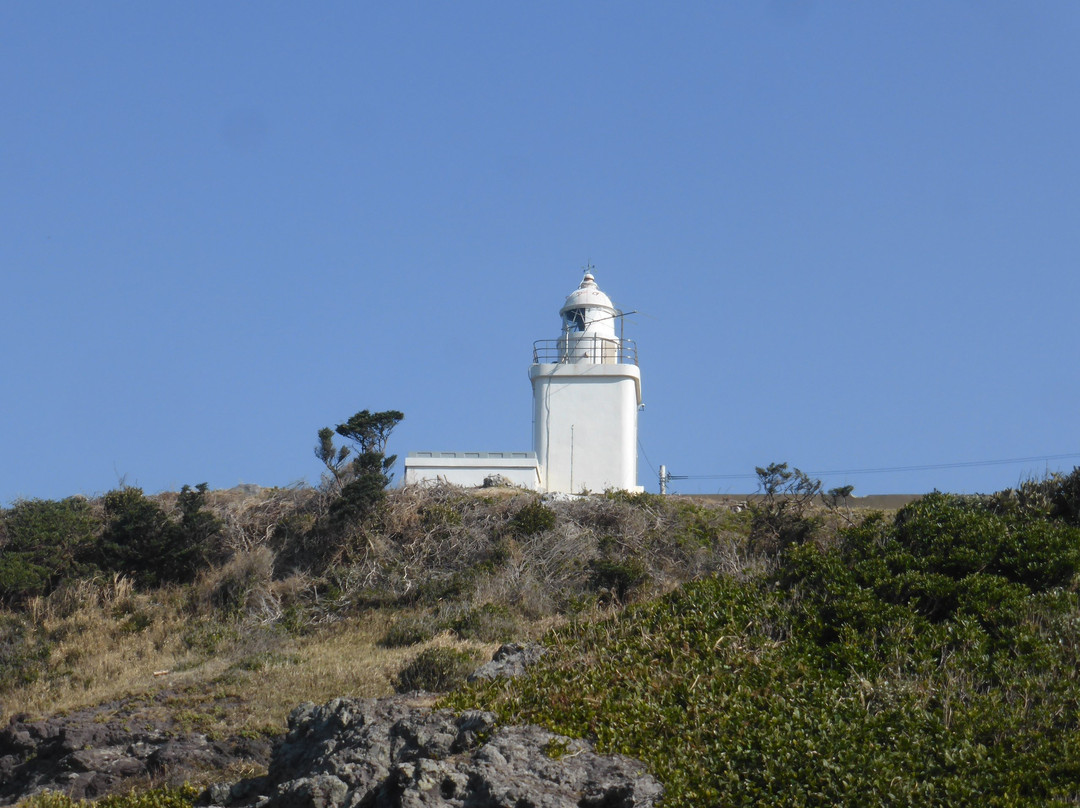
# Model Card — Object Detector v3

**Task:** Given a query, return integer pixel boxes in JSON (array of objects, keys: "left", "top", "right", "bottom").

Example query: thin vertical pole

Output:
[{"left": 570, "top": 425, "right": 575, "bottom": 494}]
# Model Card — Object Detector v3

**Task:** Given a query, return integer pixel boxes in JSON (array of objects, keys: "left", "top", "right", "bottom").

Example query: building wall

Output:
[
  {"left": 403, "top": 452, "right": 541, "bottom": 490},
  {"left": 530, "top": 363, "right": 642, "bottom": 494}
]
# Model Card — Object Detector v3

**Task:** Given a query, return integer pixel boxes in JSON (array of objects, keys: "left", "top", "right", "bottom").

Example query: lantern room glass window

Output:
[{"left": 565, "top": 309, "right": 586, "bottom": 332}]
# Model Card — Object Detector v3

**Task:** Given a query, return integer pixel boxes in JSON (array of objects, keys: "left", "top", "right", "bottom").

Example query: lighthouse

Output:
[
  {"left": 529, "top": 272, "right": 643, "bottom": 493},
  {"left": 404, "top": 270, "right": 642, "bottom": 493}
]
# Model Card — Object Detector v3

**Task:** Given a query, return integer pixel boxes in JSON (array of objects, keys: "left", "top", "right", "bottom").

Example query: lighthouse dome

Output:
[
  {"left": 560, "top": 272, "right": 616, "bottom": 316},
  {"left": 558, "top": 272, "right": 619, "bottom": 339}
]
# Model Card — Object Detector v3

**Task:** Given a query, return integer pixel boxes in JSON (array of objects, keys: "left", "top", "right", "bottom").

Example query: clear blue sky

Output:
[{"left": 3, "top": 2, "right": 1078, "bottom": 503}]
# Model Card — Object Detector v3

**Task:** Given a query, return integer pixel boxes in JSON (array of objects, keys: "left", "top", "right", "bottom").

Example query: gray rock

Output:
[
  {"left": 467, "top": 643, "right": 548, "bottom": 683},
  {"left": 0, "top": 690, "right": 659, "bottom": 808},
  {"left": 0, "top": 697, "right": 272, "bottom": 806},
  {"left": 210, "top": 696, "right": 660, "bottom": 808},
  {"left": 272, "top": 775, "right": 349, "bottom": 808}
]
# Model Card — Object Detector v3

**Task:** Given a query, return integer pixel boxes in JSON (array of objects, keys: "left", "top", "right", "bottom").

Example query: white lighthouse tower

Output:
[{"left": 530, "top": 272, "right": 643, "bottom": 493}]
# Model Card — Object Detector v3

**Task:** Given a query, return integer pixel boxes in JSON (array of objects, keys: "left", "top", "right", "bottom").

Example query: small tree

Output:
[
  {"left": 749, "top": 462, "right": 822, "bottom": 553},
  {"left": 321, "top": 409, "right": 404, "bottom": 527},
  {"left": 315, "top": 427, "right": 351, "bottom": 492},
  {"left": 95, "top": 484, "right": 220, "bottom": 588}
]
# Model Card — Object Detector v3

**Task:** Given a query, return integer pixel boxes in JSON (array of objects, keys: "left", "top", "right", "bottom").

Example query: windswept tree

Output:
[
  {"left": 315, "top": 427, "right": 351, "bottom": 492},
  {"left": 319, "top": 409, "right": 404, "bottom": 527},
  {"left": 749, "top": 462, "right": 823, "bottom": 552}
]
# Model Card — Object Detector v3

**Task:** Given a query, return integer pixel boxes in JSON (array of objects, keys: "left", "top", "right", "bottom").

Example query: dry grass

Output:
[
  {"left": 1, "top": 485, "right": 754, "bottom": 735},
  {"left": 4, "top": 578, "right": 194, "bottom": 720},
  {"left": 2, "top": 577, "right": 497, "bottom": 737}
]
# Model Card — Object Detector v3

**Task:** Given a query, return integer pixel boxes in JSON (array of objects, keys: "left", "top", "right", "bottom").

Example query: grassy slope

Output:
[
  {"left": 447, "top": 492, "right": 1080, "bottom": 807},
  {"left": 8, "top": 484, "right": 1080, "bottom": 807}
]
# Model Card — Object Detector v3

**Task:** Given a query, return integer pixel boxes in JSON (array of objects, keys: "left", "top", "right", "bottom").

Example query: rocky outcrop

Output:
[
  {"left": 467, "top": 643, "right": 547, "bottom": 683},
  {"left": 206, "top": 696, "right": 662, "bottom": 808},
  {"left": 0, "top": 696, "right": 272, "bottom": 805},
  {"left": 0, "top": 646, "right": 659, "bottom": 808}
]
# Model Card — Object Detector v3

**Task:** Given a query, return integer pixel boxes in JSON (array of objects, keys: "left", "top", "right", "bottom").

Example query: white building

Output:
[{"left": 404, "top": 272, "right": 643, "bottom": 494}]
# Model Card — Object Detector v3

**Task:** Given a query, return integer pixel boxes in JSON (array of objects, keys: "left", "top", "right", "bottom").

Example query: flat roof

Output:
[{"left": 407, "top": 451, "right": 535, "bottom": 459}]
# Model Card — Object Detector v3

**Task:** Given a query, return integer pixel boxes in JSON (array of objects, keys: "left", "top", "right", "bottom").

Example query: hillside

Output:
[{"left": 3, "top": 464, "right": 1080, "bottom": 806}]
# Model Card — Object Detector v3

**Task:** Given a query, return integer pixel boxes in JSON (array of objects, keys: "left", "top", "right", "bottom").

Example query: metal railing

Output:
[{"left": 532, "top": 337, "right": 638, "bottom": 366}]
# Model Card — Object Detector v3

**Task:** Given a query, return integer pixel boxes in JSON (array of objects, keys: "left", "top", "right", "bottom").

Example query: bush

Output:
[
  {"left": 587, "top": 558, "right": 649, "bottom": 603},
  {"left": 891, "top": 493, "right": 1080, "bottom": 595},
  {"left": 95, "top": 484, "right": 219, "bottom": 588},
  {"left": 450, "top": 564, "right": 1080, "bottom": 807},
  {"left": 747, "top": 462, "right": 822, "bottom": 553},
  {"left": 510, "top": 500, "right": 556, "bottom": 536},
  {"left": 198, "top": 546, "right": 276, "bottom": 619},
  {"left": 0, "top": 497, "right": 99, "bottom": 603},
  {"left": 1051, "top": 466, "right": 1080, "bottom": 524},
  {"left": 393, "top": 646, "right": 478, "bottom": 693}
]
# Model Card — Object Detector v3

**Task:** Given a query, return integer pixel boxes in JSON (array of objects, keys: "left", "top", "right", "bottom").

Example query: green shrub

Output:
[
  {"left": 511, "top": 500, "right": 556, "bottom": 536},
  {"left": 447, "top": 481, "right": 1080, "bottom": 807},
  {"left": 394, "top": 646, "right": 478, "bottom": 693},
  {"left": 587, "top": 558, "right": 649, "bottom": 603},
  {"left": 0, "top": 497, "right": 99, "bottom": 603},
  {"left": 1050, "top": 466, "right": 1080, "bottom": 524},
  {"left": 913, "top": 495, "right": 1077, "bottom": 578},
  {"left": 95, "top": 484, "right": 219, "bottom": 589},
  {"left": 0, "top": 553, "right": 53, "bottom": 605},
  {"left": 94, "top": 487, "right": 172, "bottom": 587},
  {"left": 450, "top": 566, "right": 1080, "bottom": 807}
]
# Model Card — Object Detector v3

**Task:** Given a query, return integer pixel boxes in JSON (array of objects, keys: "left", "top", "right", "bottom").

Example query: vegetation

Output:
[
  {"left": 448, "top": 473, "right": 1080, "bottom": 807},
  {"left": 0, "top": 496, "right": 97, "bottom": 603},
  {"left": 8, "top": 426, "right": 1080, "bottom": 806},
  {"left": 321, "top": 409, "right": 404, "bottom": 530},
  {"left": 393, "top": 646, "right": 480, "bottom": 693},
  {"left": 21, "top": 785, "right": 201, "bottom": 808}
]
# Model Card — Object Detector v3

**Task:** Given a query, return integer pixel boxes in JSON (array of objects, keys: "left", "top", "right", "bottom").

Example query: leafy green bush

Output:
[
  {"left": 841, "top": 493, "right": 1080, "bottom": 624},
  {"left": 95, "top": 485, "right": 219, "bottom": 588},
  {"left": 587, "top": 558, "right": 649, "bottom": 603},
  {"left": 510, "top": 500, "right": 556, "bottom": 536},
  {"left": 449, "top": 485, "right": 1080, "bottom": 807},
  {"left": 1050, "top": 466, "right": 1080, "bottom": 524},
  {"left": 393, "top": 646, "right": 478, "bottom": 693},
  {"left": 0, "top": 497, "right": 99, "bottom": 603}
]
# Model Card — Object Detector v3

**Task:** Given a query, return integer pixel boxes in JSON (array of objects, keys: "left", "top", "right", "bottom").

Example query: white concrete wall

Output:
[
  {"left": 530, "top": 363, "right": 642, "bottom": 494},
  {"left": 403, "top": 452, "right": 541, "bottom": 490}
]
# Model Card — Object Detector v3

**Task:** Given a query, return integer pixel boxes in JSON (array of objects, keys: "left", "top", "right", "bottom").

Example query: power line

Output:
[
  {"left": 669, "top": 453, "right": 1080, "bottom": 482},
  {"left": 638, "top": 438, "right": 658, "bottom": 478}
]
